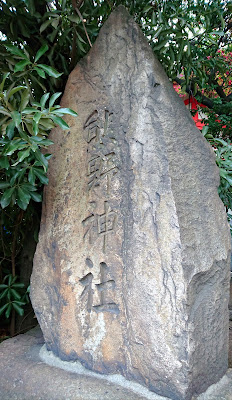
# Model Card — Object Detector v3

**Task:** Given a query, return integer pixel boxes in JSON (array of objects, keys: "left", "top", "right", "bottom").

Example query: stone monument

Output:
[{"left": 30, "top": 6, "right": 231, "bottom": 400}]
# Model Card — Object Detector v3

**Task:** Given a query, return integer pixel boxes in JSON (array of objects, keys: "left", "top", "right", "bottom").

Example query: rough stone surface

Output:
[
  {"left": 0, "top": 328, "right": 232, "bottom": 400},
  {"left": 30, "top": 6, "right": 231, "bottom": 400}
]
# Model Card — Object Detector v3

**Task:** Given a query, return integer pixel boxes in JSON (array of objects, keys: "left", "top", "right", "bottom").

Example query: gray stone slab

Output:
[{"left": 0, "top": 328, "right": 232, "bottom": 400}]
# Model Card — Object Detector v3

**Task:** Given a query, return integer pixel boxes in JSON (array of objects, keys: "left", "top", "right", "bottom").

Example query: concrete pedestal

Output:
[{"left": 0, "top": 327, "right": 232, "bottom": 400}]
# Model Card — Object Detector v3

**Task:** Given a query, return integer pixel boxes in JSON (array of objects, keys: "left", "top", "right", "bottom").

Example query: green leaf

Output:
[
  {"left": 34, "top": 150, "right": 48, "bottom": 171},
  {"left": 6, "top": 86, "right": 27, "bottom": 100},
  {"left": 35, "top": 44, "right": 49, "bottom": 62},
  {"left": 51, "top": 115, "right": 69, "bottom": 129},
  {"left": 0, "top": 182, "right": 10, "bottom": 189},
  {"left": 53, "top": 108, "right": 78, "bottom": 116},
  {"left": 49, "top": 92, "right": 62, "bottom": 108},
  {"left": 3, "top": 140, "right": 25, "bottom": 156},
  {"left": 12, "top": 148, "right": 31, "bottom": 165},
  {"left": 12, "top": 283, "right": 25, "bottom": 288},
  {"left": 28, "top": 168, "right": 36, "bottom": 185},
  {"left": 5, "top": 304, "right": 12, "bottom": 319},
  {"left": 14, "top": 60, "right": 31, "bottom": 72},
  {"left": 30, "top": 191, "right": 42, "bottom": 202},
  {"left": 40, "top": 93, "right": 50, "bottom": 109},
  {"left": 6, "top": 121, "right": 15, "bottom": 139},
  {"left": 12, "top": 302, "right": 24, "bottom": 316},
  {"left": 33, "top": 168, "right": 49, "bottom": 184},
  {"left": 0, "top": 288, "right": 8, "bottom": 300},
  {"left": 68, "top": 15, "right": 80, "bottom": 23},
  {"left": 5, "top": 45, "right": 28, "bottom": 60},
  {"left": 22, "top": 107, "right": 38, "bottom": 114},
  {"left": 40, "top": 20, "right": 52, "bottom": 34},
  {"left": 20, "top": 89, "right": 30, "bottom": 110},
  {"left": 0, "top": 157, "right": 10, "bottom": 169},
  {"left": 10, "top": 288, "right": 21, "bottom": 300},
  {"left": 33, "top": 111, "right": 42, "bottom": 123},
  {"left": 0, "top": 284, "right": 8, "bottom": 289},
  {"left": 21, "top": 183, "right": 37, "bottom": 191},
  {"left": 34, "top": 67, "right": 46, "bottom": 79},
  {"left": 37, "top": 64, "right": 62, "bottom": 78},
  {"left": 13, "top": 300, "right": 26, "bottom": 306},
  {"left": 17, "top": 186, "right": 31, "bottom": 207},
  {"left": 17, "top": 197, "right": 28, "bottom": 210},
  {"left": 0, "top": 72, "right": 10, "bottom": 91},
  {"left": 220, "top": 169, "right": 232, "bottom": 186},
  {"left": 0, "top": 106, "right": 11, "bottom": 117},
  {"left": 0, "top": 187, "right": 15, "bottom": 208},
  {"left": 202, "top": 125, "right": 209, "bottom": 136},
  {"left": 10, "top": 111, "right": 22, "bottom": 128},
  {"left": 0, "top": 303, "right": 8, "bottom": 317},
  {"left": 32, "top": 120, "right": 39, "bottom": 135}
]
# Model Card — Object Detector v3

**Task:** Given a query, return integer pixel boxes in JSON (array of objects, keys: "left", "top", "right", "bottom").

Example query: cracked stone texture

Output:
[{"left": 30, "top": 6, "right": 231, "bottom": 400}]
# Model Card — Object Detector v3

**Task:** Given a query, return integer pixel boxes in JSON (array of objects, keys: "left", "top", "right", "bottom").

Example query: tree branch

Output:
[{"left": 72, "top": 0, "right": 92, "bottom": 48}]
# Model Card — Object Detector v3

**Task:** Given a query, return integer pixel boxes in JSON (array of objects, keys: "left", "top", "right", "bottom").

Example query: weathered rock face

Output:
[{"left": 30, "top": 6, "right": 231, "bottom": 400}]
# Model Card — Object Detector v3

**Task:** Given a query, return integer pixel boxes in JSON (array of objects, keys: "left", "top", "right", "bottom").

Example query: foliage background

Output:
[{"left": 0, "top": 0, "right": 231, "bottom": 337}]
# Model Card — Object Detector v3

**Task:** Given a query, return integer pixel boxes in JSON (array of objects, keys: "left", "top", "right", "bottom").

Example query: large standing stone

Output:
[{"left": 30, "top": 6, "right": 231, "bottom": 400}]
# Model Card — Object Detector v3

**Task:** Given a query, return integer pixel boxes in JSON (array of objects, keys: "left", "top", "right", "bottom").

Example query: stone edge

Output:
[{"left": 40, "top": 345, "right": 232, "bottom": 400}]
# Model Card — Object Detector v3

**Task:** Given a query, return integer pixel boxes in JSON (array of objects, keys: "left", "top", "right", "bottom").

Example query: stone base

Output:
[{"left": 0, "top": 327, "right": 232, "bottom": 400}]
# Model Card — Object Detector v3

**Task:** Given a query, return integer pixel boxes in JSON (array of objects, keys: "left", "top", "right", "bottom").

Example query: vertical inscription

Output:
[{"left": 80, "top": 108, "right": 120, "bottom": 314}]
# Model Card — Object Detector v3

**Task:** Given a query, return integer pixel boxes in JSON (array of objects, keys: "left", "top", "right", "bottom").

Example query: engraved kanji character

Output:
[
  {"left": 93, "top": 262, "right": 119, "bottom": 314},
  {"left": 82, "top": 213, "right": 95, "bottom": 244},
  {"left": 87, "top": 155, "right": 102, "bottom": 189},
  {"left": 79, "top": 259, "right": 119, "bottom": 314},
  {"left": 79, "top": 272, "right": 93, "bottom": 312},
  {"left": 82, "top": 202, "right": 117, "bottom": 252},
  {"left": 84, "top": 111, "right": 100, "bottom": 144},
  {"left": 87, "top": 152, "right": 118, "bottom": 191},
  {"left": 97, "top": 201, "right": 117, "bottom": 252}
]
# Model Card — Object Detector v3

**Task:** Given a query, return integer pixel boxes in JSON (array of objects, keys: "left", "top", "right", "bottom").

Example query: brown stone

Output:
[{"left": 30, "top": 6, "right": 231, "bottom": 400}]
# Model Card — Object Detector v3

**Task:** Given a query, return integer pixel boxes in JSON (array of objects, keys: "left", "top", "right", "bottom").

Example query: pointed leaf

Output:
[
  {"left": 10, "top": 111, "right": 22, "bottom": 128},
  {"left": 5, "top": 303, "right": 12, "bottom": 319},
  {"left": 12, "top": 283, "right": 25, "bottom": 288},
  {"left": 1, "top": 187, "right": 15, "bottom": 208},
  {"left": 51, "top": 115, "right": 69, "bottom": 129},
  {"left": 0, "top": 73, "right": 10, "bottom": 91},
  {"left": 0, "top": 157, "right": 10, "bottom": 169},
  {"left": 12, "top": 148, "right": 30, "bottom": 165},
  {"left": 20, "top": 89, "right": 30, "bottom": 110},
  {"left": 5, "top": 45, "right": 28, "bottom": 60},
  {"left": 6, "top": 86, "right": 27, "bottom": 100},
  {"left": 17, "top": 186, "right": 31, "bottom": 206},
  {"left": 21, "top": 183, "right": 37, "bottom": 191},
  {"left": 0, "top": 289, "right": 8, "bottom": 300},
  {"left": 49, "top": 92, "right": 62, "bottom": 108},
  {"left": 33, "top": 168, "right": 49, "bottom": 184},
  {"left": 37, "top": 64, "right": 62, "bottom": 78},
  {"left": 34, "top": 67, "right": 46, "bottom": 79},
  {"left": 14, "top": 60, "right": 31, "bottom": 72},
  {"left": 30, "top": 191, "right": 42, "bottom": 202},
  {"left": 40, "top": 93, "right": 50, "bottom": 109},
  {"left": 53, "top": 108, "right": 78, "bottom": 116},
  {"left": 10, "top": 288, "right": 21, "bottom": 300},
  {"left": 0, "top": 303, "right": 8, "bottom": 317},
  {"left": 34, "top": 150, "right": 48, "bottom": 170},
  {"left": 35, "top": 44, "right": 49, "bottom": 62},
  {"left": 6, "top": 121, "right": 15, "bottom": 139},
  {"left": 28, "top": 168, "right": 36, "bottom": 185},
  {"left": 17, "top": 197, "right": 28, "bottom": 210},
  {"left": 0, "top": 182, "right": 10, "bottom": 189},
  {"left": 40, "top": 20, "right": 52, "bottom": 34},
  {"left": 12, "top": 302, "right": 24, "bottom": 316}
]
